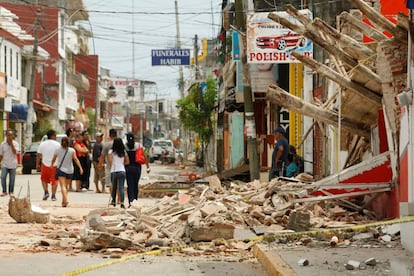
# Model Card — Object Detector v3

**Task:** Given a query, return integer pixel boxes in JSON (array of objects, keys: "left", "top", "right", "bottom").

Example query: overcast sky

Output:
[{"left": 82, "top": 0, "right": 222, "bottom": 100}]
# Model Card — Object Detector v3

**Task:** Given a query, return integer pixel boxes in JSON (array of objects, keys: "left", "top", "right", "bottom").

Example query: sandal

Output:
[{"left": 62, "top": 202, "right": 69, "bottom": 207}]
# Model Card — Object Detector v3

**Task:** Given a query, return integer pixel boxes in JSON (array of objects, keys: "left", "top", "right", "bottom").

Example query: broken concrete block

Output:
[
  {"left": 287, "top": 211, "right": 310, "bottom": 232},
  {"left": 252, "top": 225, "right": 267, "bottom": 235},
  {"left": 200, "top": 203, "right": 226, "bottom": 217},
  {"left": 381, "top": 234, "right": 392, "bottom": 242},
  {"left": 364, "top": 257, "right": 377, "bottom": 266},
  {"left": 383, "top": 224, "right": 400, "bottom": 236},
  {"left": 353, "top": 232, "right": 374, "bottom": 241},
  {"left": 345, "top": 260, "right": 360, "bottom": 270},
  {"left": 328, "top": 205, "right": 347, "bottom": 217},
  {"left": 190, "top": 223, "right": 234, "bottom": 242},
  {"left": 298, "top": 258, "right": 309, "bottom": 266}
]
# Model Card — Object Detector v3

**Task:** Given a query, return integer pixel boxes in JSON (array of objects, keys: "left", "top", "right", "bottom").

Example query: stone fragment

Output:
[
  {"left": 381, "top": 234, "right": 392, "bottom": 242},
  {"left": 364, "top": 257, "right": 377, "bottom": 266},
  {"left": 345, "top": 260, "right": 360, "bottom": 270},
  {"left": 287, "top": 211, "right": 310, "bottom": 232},
  {"left": 353, "top": 232, "right": 374, "bottom": 241},
  {"left": 190, "top": 223, "right": 234, "bottom": 242},
  {"left": 298, "top": 258, "right": 309, "bottom": 266}
]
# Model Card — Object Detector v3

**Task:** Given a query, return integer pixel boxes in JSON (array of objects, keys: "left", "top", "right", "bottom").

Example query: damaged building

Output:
[{"left": 215, "top": 0, "right": 414, "bottom": 252}]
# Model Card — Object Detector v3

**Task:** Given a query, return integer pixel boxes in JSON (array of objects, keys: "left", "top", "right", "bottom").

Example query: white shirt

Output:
[
  {"left": 38, "top": 139, "right": 61, "bottom": 167},
  {"left": 55, "top": 147, "right": 76, "bottom": 174},
  {"left": 108, "top": 149, "right": 126, "bottom": 173},
  {"left": 0, "top": 140, "right": 19, "bottom": 169}
]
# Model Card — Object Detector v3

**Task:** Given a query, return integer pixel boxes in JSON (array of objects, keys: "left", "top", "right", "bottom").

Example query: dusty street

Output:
[{"left": 0, "top": 164, "right": 267, "bottom": 276}]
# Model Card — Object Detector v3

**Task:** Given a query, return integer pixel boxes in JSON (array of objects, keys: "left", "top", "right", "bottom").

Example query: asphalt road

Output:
[{"left": 0, "top": 163, "right": 267, "bottom": 276}]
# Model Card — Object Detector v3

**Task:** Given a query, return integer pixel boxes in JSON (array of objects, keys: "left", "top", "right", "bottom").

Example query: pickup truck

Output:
[{"left": 149, "top": 139, "right": 175, "bottom": 163}]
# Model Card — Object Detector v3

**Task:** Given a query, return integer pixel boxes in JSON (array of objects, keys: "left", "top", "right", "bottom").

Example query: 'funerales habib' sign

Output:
[{"left": 151, "top": 48, "right": 190, "bottom": 66}]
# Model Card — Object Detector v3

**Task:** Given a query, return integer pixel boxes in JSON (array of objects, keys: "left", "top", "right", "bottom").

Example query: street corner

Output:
[{"left": 252, "top": 243, "right": 297, "bottom": 276}]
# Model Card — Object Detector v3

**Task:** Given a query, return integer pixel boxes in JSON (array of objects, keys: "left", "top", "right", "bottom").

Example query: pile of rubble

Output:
[{"left": 33, "top": 174, "right": 402, "bottom": 256}]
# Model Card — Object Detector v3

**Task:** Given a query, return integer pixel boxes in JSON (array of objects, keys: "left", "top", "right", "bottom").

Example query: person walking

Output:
[
  {"left": 65, "top": 128, "right": 75, "bottom": 191},
  {"left": 0, "top": 130, "right": 20, "bottom": 196},
  {"left": 72, "top": 132, "right": 89, "bottom": 192},
  {"left": 125, "top": 132, "right": 150, "bottom": 207},
  {"left": 51, "top": 137, "right": 83, "bottom": 207},
  {"left": 36, "top": 129, "right": 61, "bottom": 201},
  {"left": 92, "top": 132, "right": 105, "bottom": 193},
  {"left": 98, "top": 129, "right": 119, "bottom": 201},
  {"left": 81, "top": 130, "right": 92, "bottom": 190},
  {"left": 108, "top": 138, "right": 129, "bottom": 208},
  {"left": 269, "top": 126, "right": 289, "bottom": 180}
]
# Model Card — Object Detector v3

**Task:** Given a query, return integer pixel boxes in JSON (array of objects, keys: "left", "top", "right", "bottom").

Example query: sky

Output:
[{"left": 81, "top": 0, "right": 222, "bottom": 100}]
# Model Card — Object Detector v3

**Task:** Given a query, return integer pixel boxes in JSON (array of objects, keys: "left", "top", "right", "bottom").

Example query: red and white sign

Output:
[{"left": 247, "top": 10, "right": 313, "bottom": 64}]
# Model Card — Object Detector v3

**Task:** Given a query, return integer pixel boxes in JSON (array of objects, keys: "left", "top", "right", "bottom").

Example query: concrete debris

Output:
[
  {"left": 364, "top": 257, "right": 377, "bottom": 266},
  {"left": 34, "top": 177, "right": 402, "bottom": 254},
  {"left": 345, "top": 260, "right": 361, "bottom": 270},
  {"left": 298, "top": 258, "right": 310, "bottom": 266}
]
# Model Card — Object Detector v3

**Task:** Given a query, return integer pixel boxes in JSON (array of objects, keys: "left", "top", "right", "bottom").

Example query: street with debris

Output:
[{"left": 0, "top": 162, "right": 412, "bottom": 275}]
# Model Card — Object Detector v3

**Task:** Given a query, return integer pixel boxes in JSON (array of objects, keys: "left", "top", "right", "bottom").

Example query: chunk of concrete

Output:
[
  {"left": 298, "top": 258, "right": 309, "bottom": 266},
  {"left": 364, "top": 257, "right": 377, "bottom": 266},
  {"left": 345, "top": 260, "right": 360, "bottom": 270}
]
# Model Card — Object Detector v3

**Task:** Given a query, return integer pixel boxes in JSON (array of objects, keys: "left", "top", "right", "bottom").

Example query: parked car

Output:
[
  {"left": 41, "top": 134, "right": 67, "bottom": 144},
  {"left": 22, "top": 142, "right": 41, "bottom": 174},
  {"left": 256, "top": 32, "right": 306, "bottom": 50},
  {"left": 149, "top": 139, "right": 175, "bottom": 163}
]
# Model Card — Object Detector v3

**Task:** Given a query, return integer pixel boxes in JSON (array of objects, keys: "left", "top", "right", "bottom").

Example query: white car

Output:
[
  {"left": 149, "top": 139, "right": 175, "bottom": 163},
  {"left": 41, "top": 134, "right": 67, "bottom": 144}
]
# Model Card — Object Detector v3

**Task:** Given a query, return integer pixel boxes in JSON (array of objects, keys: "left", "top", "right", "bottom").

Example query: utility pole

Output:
[
  {"left": 26, "top": 8, "right": 40, "bottom": 149},
  {"left": 235, "top": 0, "right": 260, "bottom": 180},
  {"left": 175, "top": 0, "right": 184, "bottom": 98}
]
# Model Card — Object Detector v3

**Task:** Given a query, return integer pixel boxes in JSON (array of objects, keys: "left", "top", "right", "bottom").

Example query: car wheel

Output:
[
  {"left": 22, "top": 167, "right": 31, "bottom": 174},
  {"left": 277, "top": 39, "right": 286, "bottom": 50}
]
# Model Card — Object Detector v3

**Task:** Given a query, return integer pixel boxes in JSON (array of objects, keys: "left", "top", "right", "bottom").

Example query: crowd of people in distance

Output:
[{"left": 34, "top": 128, "right": 150, "bottom": 208}]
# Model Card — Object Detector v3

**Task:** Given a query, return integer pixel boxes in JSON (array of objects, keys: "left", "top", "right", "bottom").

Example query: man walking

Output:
[
  {"left": 269, "top": 126, "right": 289, "bottom": 180},
  {"left": 92, "top": 132, "right": 105, "bottom": 193},
  {"left": 36, "top": 129, "right": 61, "bottom": 201},
  {"left": 0, "top": 130, "right": 20, "bottom": 196},
  {"left": 98, "top": 129, "right": 117, "bottom": 199}
]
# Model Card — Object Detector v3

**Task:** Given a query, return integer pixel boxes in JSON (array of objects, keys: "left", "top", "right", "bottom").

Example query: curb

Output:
[{"left": 252, "top": 244, "right": 297, "bottom": 276}]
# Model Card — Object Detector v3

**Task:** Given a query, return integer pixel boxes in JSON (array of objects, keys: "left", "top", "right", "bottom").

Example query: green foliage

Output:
[
  {"left": 33, "top": 120, "right": 52, "bottom": 141},
  {"left": 177, "top": 77, "right": 217, "bottom": 144},
  {"left": 86, "top": 107, "right": 95, "bottom": 135}
]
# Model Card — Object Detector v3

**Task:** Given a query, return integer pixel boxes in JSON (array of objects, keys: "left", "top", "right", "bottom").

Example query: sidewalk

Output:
[{"left": 253, "top": 241, "right": 414, "bottom": 275}]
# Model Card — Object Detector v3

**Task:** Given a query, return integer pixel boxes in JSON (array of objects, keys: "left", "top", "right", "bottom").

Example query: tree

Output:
[{"left": 177, "top": 77, "right": 217, "bottom": 165}]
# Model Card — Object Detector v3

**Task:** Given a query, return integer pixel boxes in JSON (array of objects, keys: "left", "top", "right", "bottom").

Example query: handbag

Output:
[
  {"left": 135, "top": 144, "right": 146, "bottom": 165},
  {"left": 55, "top": 149, "right": 68, "bottom": 179}
]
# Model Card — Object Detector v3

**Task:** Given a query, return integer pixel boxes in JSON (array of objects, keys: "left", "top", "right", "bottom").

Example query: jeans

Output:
[
  {"left": 111, "top": 171, "right": 126, "bottom": 204},
  {"left": 1, "top": 167, "right": 16, "bottom": 194}
]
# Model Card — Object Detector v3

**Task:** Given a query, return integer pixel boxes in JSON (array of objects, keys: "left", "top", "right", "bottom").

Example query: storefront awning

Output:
[{"left": 9, "top": 103, "right": 28, "bottom": 122}]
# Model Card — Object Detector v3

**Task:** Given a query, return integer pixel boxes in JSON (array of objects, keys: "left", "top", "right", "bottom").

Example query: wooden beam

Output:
[
  {"left": 339, "top": 11, "right": 388, "bottom": 42},
  {"left": 267, "top": 84, "right": 371, "bottom": 138},
  {"left": 291, "top": 52, "right": 382, "bottom": 105},
  {"left": 267, "top": 12, "right": 382, "bottom": 86},
  {"left": 313, "top": 18, "right": 375, "bottom": 60},
  {"left": 348, "top": 0, "right": 407, "bottom": 42}
]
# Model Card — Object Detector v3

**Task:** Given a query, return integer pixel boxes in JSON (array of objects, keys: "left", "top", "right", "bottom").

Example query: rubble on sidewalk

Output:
[{"left": 25, "top": 175, "right": 403, "bottom": 256}]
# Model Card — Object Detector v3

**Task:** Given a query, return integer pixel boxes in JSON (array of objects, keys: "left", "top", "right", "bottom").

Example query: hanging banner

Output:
[
  {"left": 246, "top": 10, "right": 313, "bottom": 63},
  {"left": 232, "top": 30, "right": 241, "bottom": 61}
]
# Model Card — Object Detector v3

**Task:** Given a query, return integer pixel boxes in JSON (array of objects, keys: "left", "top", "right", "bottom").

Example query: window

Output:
[
  {"left": 3, "top": 46, "right": 6, "bottom": 73},
  {"left": 15, "top": 52, "right": 18, "bottom": 79},
  {"left": 9, "top": 48, "right": 12, "bottom": 77}
]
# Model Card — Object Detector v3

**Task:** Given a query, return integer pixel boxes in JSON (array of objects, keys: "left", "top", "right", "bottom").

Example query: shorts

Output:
[
  {"left": 56, "top": 169, "right": 73, "bottom": 180},
  {"left": 41, "top": 164, "right": 58, "bottom": 185},
  {"left": 93, "top": 162, "right": 105, "bottom": 185}
]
